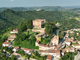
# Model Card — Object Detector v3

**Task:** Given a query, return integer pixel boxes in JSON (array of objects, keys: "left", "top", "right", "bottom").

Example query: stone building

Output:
[
  {"left": 33, "top": 19, "right": 46, "bottom": 28},
  {"left": 51, "top": 36, "right": 59, "bottom": 45}
]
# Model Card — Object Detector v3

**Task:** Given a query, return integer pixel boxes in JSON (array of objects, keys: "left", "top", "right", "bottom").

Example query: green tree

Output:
[{"left": 27, "top": 19, "right": 33, "bottom": 29}]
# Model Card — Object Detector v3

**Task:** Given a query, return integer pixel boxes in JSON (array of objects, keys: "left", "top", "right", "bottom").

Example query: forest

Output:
[{"left": 0, "top": 9, "right": 79, "bottom": 32}]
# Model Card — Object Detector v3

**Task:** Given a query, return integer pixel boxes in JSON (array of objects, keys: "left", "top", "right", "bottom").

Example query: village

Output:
[{"left": 2, "top": 19, "right": 80, "bottom": 60}]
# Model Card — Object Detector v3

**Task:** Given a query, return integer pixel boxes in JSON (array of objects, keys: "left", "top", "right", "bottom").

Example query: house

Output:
[
  {"left": 35, "top": 40, "right": 40, "bottom": 46},
  {"left": 72, "top": 44, "right": 80, "bottom": 49},
  {"left": 39, "top": 50, "right": 60, "bottom": 58},
  {"left": 35, "top": 40, "right": 55, "bottom": 50},
  {"left": 2, "top": 42, "right": 11, "bottom": 47},
  {"left": 13, "top": 46, "right": 19, "bottom": 52},
  {"left": 10, "top": 28, "right": 18, "bottom": 34},
  {"left": 50, "top": 35, "right": 59, "bottom": 45},
  {"left": 33, "top": 19, "right": 46, "bottom": 28},
  {"left": 39, "top": 44, "right": 55, "bottom": 50},
  {"left": 8, "top": 38, "right": 15, "bottom": 42},
  {"left": 65, "top": 37, "right": 74, "bottom": 42},
  {"left": 10, "top": 31, "right": 18, "bottom": 34},
  {"left": 46, "top": 55, "right": 52, "bottom": 60},
  {"left": 65, "top": 40, "right": 71, "bottom": 46},
  {"left": 62, "top": 47, "right": 75, "bottom": 56},
  {"left": 76, "top": 33, "right": 79, "bottom": 36},
  {"left": 23, "top": 48, "right": 33, "bottom": 55},
  {"left": 10, "top": 34, "right": 16, "bottom": 38}
]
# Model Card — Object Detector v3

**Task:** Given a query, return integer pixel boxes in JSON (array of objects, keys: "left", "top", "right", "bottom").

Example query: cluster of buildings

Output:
[
  {"left": 2, "top": 28, "right": 18, "bottom": 47},
  {"left": 2, "top": 28, "right": 33, "bottom": 56},
  {"left": 32, "top": 19, "right": 62, "bottom": 59},
  {"left": 32, "top": 19, "right": 80, "bottom": 60},
  {"left": 2, "top": 19, "right": 80, "bottom": 60}
]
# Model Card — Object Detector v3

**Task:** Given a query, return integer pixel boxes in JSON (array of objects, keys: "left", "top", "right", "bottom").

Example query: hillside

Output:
[{"left": 0, "top": 9, "right": 79, "bottom": 32}]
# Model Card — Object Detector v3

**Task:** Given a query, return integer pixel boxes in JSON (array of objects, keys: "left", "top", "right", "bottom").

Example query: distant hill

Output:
[
  {"left": 0, "top": 6, "right": 66, "bottom": 12},
  {"left": 63, "top": 6, "right": 80, "bottom": 8},
  {"left": 1, "top": 6, "right": 80, "bottom": 12}
]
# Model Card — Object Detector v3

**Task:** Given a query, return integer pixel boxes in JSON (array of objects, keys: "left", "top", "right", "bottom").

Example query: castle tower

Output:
[{"left": 33, "top": 19, "right": 46, "bottom": 28}]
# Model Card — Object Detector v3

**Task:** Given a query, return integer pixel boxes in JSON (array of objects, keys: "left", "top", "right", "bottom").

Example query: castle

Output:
[{"left": 33, "top": 19, "right": 46, "bottom": 28}]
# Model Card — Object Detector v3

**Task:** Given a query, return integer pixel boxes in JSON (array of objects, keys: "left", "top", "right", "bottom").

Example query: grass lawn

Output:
[
  {"left": 23, "top": 30, "right": 37, "bottom": 36},
  {"left": 40, "top": 37, "right": 50, "bottom": 45},
  {"left": 1, "top": 31, "right": 11, "bottom": 39},
  {"left": 72, "top": 43, "right": 79, "bottom": 45}
]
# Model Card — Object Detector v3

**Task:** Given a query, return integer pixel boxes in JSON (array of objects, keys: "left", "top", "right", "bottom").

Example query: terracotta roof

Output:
[
  {"left": 46, "top": 55, "right": 52, "bottom": 60},
  {"left": 51, "top": 35, "right": 59, "bottom": 41},
  {"left": 14, "top": 46, "right": 19, "bottom": 50},
  {"left": 62, "top": 47, "right": 74, "bottom": 53},
  {"left": 65, "top": 40, "right": 71, "bottom": 42},
  {"left": 3, "top": 42, "right": 10, "bottom": 44},
  {"left": 56, "top": 50, "right": 60, "bottom": 55},
  {"left": 39, "top": 50, "right": 60, "bottom": 55},
  {"left": 36, "top": 40, "right": 40, "bottom": 43},
  {"left": 23, "top": 48, "right": 33, "bottom": 52}
]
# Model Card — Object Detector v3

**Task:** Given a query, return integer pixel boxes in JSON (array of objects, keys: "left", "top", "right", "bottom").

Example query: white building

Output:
[
  {"left": 10, "top": 34, "right": 16, "bottom": 38},
  {"left": 2, "top": 42, "right": 11, "bottom": 47},
  {"left": 39, "top": 50, "right": 60, "bottom": 58},
  {"left": 65, "top": 40, "right": 71, "bottom": 46},
  {"left": 23, "top": 48, "right": 33, "bottom": 55},
  {"left": 10, "top": 28, "right": 18, "bottom": 34},
  {"left": 13, "top": 46, "right": 19, "bottom": 52}
]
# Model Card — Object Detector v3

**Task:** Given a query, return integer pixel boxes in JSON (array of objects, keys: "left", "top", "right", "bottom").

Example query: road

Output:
[{"left": 12, "top": 52, "right": 27, "bottom": 60}]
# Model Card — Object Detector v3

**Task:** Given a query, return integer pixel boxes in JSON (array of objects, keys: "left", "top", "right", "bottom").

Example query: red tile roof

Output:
[
  {"left": 39, "top": 50, "right": 60, "bottom": 55},
  {"left": 46, "top": 55, "right": 52, "bottom": 60},
  {"left": 3, "top": 42, "right": 10, "bottom": 44},
  {"left": 23, "top": 48, "right": 33, "bottom": 52},
  {"left": 36, "top": 40, "right": 40, "bottom": 43},
  {"left": 14, "top": 46, "right": 19, "bottom": 50}
]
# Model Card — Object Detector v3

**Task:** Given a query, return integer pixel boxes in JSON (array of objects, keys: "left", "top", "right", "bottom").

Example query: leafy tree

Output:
[
  {"left": 27, "top": 19, "right": 33, "bottom": 29},
  {"left": 11, "top": 55, "right": 16, "bottom": 60}
]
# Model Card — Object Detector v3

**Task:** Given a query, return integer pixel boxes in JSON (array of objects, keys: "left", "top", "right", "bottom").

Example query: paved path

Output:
[
  {"left": 74, "top": 52, "right": 80, "bottom": 60},
  {"left": 12, "top": 52, "right": 27, "bottom": 60}
]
